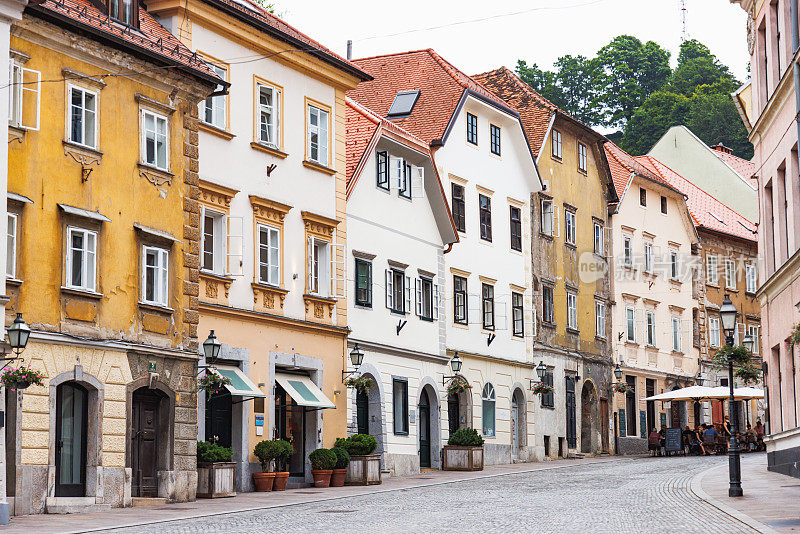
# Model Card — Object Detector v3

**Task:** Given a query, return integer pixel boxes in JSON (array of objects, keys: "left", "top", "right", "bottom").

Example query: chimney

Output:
[{"left": 710, "top": 143, "right": 732, "bottom": 155}]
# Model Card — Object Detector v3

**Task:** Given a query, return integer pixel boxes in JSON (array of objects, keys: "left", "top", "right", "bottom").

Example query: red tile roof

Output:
[
  {"left": 635, "top": 156, "right": 757, "bottom": 242},
  {"left": 712, "top": 149, "right": 758, "bottom": 189},
  {"left": 197, "top": 0, "right": 370, "bottom": 81},
  {"left": 349, "top": 49, "right": 511, "bottom": 144},
  {"left": 604, "top": 141, "right": 680, "bottom": 199},
  {"left": 29, "top": 0, "right": 222, "bottom": 84}
]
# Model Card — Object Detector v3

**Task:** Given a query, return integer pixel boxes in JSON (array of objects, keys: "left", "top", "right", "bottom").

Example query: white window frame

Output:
[
  {"left": 202, "top": 63, "right": 227, "bottom": 130},
  {"left": 747, "top": 324, "right": 759, "bottom": 353},
  {"left": 9, "top": 63, "right": 40, "bottom": 130},
  {"left": 623, "top": 236, "right": 632, "bottom": 267},
  {"left": 308, "top": 237, "right": 330, "bottom": 297},
  {"left": 200, "top": 207, "right": 227, "bottom": 275},
  {"left": 7, "top": 213, "right": 17, "bottom": 279},
  {"left": 140, "top": 109, "right": 169, "bottom": 171},
  {"left": 644, "top": 242, "right": 653, "bottom": 274},
  {"left": 257, "top": 223, "right": 280, "bottom": 286},
  {"left": 670, "top": 251, "right": 679, "bottom": 280},
  {"left": 725, "top": 259, "right": 736, "bottom": 289},
  {"left": 595, "top": 301, "right": 605, "bottom": 338},
  {"left": 141, "top": 246, "right": 169, "bottom": 307},
  {"left": 67, "top": 84, "right": 98, "bottom": 149},
  {"left": 593, "top": 222, "right": 603, "bottom": 255},
  {"left": 672, "top": 317, "right": 682, "bottom": 352},
  {"left": 567, "top": 292, "right": 578, "bottom": 330},
  {"left": 709, "top": 317, "right": 721, "bottom": 348},
  {"left": 625, "top": 306, "right": 636, "bottom": 343},
  {"left": 65, "top": 226, "right": 97, "bottom": 292},
  {"left": 552, "top": 129, "right": 562, "bottom": 159},
  {"left": 307, "top": 104, "right": 329, "bottom": 167},
  {"left": 645, "top": 310, "right": 656, "bottom": 347},
  {"left": 481, "top": 382, "right": 496, "bottom": 438},
  {"left": 577, "top": 142, "right": 587, "bottom": 172},
  {"left": 745, "top": 263, "right": 757, "bottom": 293},
  {"left": 541, "top": 198, "right": 554, "bottom": 236},
  {"left": 706, "top": 254, "right": 719, "bottom": 285},
  {"left": 257, "top": 82, "right": 279, "bottom": 147},
  {"left": 565, "top": 210, "right": 576, "bottom": 245}
]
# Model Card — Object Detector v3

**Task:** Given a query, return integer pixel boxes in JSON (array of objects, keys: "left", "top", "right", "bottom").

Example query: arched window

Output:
[{"left": 482, "top": 382, "right": 495, "bottom": 437}]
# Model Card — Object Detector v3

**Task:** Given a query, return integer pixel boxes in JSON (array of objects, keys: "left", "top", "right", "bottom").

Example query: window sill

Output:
[
  {"left": 669, "top": 278, "right": 682, "bottom": 285},
  {"left": 354, "top": 302, "right": 373, "bottom": 310},
  {"left": 199, "top": 121, "right": 235, "bottom": 140},
  {"left": 302, "top": 160, "right": 336, "bottom": 175},
  {"left": 541, "top": 321, "right": 556, "bottom": 329},
  {"left": 250, "top": 141, "right": 287, "bottom": 158},
  {"left": 595, "top": 335, "right": 607, "bottom": 342},
  {"left": 511, "top": 334, "right": 524, "bottom": 340},
  {"left": 725, "top": 287, "right": 739, "bottom": 293},
  {"left": 671, "top": 350, "right": 684, "bottom": 356},
  {"left": 551, "top": 155, "right": 562, "bottom": 164},
  {"left": 418, "top": 315, "right": 434, "bottom": 322},
  {"left": 304, "top": 293, "right": 338, "bottom": 304},
  {"left": 577, "top": 169, "right": 588, "bottom": 176},
  {"left": 138, "top": 163, "right": 173, "bottom": 186},
  {"left": 452, "top": 321, "right": 469, "bottom": 329},
  {"left": 393, "top": 431, "right": 410, "bottom": 436},
  {"left": 200, "top": 270, "right": 235, "bottom": 283},
  {"left": 8, "top": 125, "right": 26, "bottom": 143},
  {"left": 540, "top": 405, "right": 556, "bottom": 410},
  {"left": 624, "top": 341, "right": 639, "bottom": 347},
  {"left": 61, "top": 286, "right": 102, "bottom": 299},
  {"left": 6, "top": 278, "right": 22, "bottom": 287},
  {"left": 642, "top": 271, "right": 657, "bottom": 279},
  {"left": 539, "top": 232, "right": 554, "bottom": 241},
  {"left": 63, "top": 140, "right": 103, "bottom": 164},
  {"left": 138, "top": 301, "right": 174, "bottom": 315},
  {"left": 645, "top": 344, "right": 659, "bottom": 351},
  {"left": 564, "top": 242, "right": 577, "bottom": 250},
  {"left": 479, "top": 237, "right": 493, "bottom": 245},
  {"left": 706, "top": 282, "right": 720, "bottom": 289},
  {"left": 745, "top": 290, "right": 757, "bottom": 297},
  {"left": 566, "top": 327, "right": 580, "bottom": 335}
]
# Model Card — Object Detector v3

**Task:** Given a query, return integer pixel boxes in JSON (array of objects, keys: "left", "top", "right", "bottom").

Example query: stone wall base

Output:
[
  {"left": 157, "top": 470, "right": 197, "bottom": 502},
  {"left": 617, "top": 437, "right": 648, "bottom": 455},
  {"left": 767, "top": 444, "right": 800, "bottom": 479},
  {"left": 384, "top": 452, "right": 420, "bottom": 477},
  {"left": 14, "top": 464, "right": 47, "bottom": 516},
  {"left": 483, "top": 443, "right": 512, "bottom": 466}
]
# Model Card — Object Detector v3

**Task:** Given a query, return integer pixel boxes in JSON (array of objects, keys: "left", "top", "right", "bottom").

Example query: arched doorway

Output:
[
  {"left": 130, "top": 386, "right": 172, "bottom": 498},
  {"left": 55, "top": 382, "right": 88, "bottom": 497},
  {"left": 510, "top": 388, "right": 527, "bottom": 460},
  {"left": 419, "top": 389, "right": 431, "bottom": 468},
  {"left": 446, "top": 377, "right": 473, "bottom": 434},
  {"left": 580, "top": 381, "right": 598, "bottom": 454},
  {"left": 356, "top": 388, "right": 369, "bottom": 435},
  {"left": 448, "top": 392, "right": 460, "bottom": 434}
]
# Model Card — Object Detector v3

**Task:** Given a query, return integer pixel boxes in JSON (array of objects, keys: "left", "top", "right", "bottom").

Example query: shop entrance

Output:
[
  {"left": 275, "top": 384, "right": 306, "bottom": 477},
  {"left": 55, "top": 382, "right": 88, "bottom": 497}
]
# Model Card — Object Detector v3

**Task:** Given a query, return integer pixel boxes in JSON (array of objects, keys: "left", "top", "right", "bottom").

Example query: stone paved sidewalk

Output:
[
  {"left": 697, "top": 452, "right": 800, "bottom": 533},
  {"left": 1, "top": 456, "right": 620, "bottom": 533}
]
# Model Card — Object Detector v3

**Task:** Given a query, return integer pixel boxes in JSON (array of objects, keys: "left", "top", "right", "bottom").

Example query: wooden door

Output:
[
  {"left": 55, "top": 382, "right": 88, "bottom": 497},
  {"left": 600, "top": 399, "right": 609, "bottom": 453},
  {"left": 205, "top": 390, "right": 233, "bottom": 448},
  {"left": 418, "top": 390, "right": 431, "bottom": 468},
  {"left": 510, "top": 398, "right": 519, "bottom": 460},
  {"left": 132, "top": 390, "right": 160, "bottom": 497},
  {"left": 356, "top": 388, "right": 369, "bottom": 435},
  {"left": 448, "top": 393, "right": 460, "bottom": 434},
  {"left": 565, "top": 377, "right": 577, "bottom": 448}
]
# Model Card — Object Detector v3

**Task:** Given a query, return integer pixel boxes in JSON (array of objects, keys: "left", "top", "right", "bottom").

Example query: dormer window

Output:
[
  {"left": 387, "top": 90, "right": 420, "bottom": 117},
  {"left": 109, "top": 0, "right": 138, "bottom": 27}
]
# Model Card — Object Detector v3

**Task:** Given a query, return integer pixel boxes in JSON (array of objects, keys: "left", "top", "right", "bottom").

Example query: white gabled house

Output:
[{"left": 345, "top": 98, "right": 458, "bottom": 475}]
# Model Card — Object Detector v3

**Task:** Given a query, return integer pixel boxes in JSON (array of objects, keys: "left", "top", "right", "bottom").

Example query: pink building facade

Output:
[{"left": 733, "top": 0, "right": 800, "bottom": 478}]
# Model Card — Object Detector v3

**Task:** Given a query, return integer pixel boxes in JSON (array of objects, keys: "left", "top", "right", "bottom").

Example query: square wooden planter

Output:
[
  {"left": 442, "top": 445, "right": 484, "bottom": 471},
  {"left": 197, "top": 462, "right": 236, "bottom": 498},
  {"left": 345, "top": 454, "right": 382, "bottom": 485}
]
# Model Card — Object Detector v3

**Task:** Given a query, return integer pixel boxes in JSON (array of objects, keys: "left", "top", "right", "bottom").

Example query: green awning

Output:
[
  {"left": 212, "top": 365, "right": 265, "bottom": 397},
  {"left": 275, "top": 372, "right": 335, "bottom": 409}
]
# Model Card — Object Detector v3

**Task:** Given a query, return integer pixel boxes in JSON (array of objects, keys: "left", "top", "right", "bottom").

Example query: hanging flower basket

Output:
[
  {"left": 344, "top": 375, "right": 375, "bottom": 393},
  {"left": 786, "top": 322, "right": 800, "bottom": 349},
  {"left": 734, "top": 360, "right": 762, "bottom": 385},
  {"left": 199, "top": 372, "right": 231, "bottom": 395},
  {"left": 1, "top": 366, "right": 45, "bottom": 390},
  {"left": 612, "top": 382, "right": 633, "bottom": 394},
  {"left": 531, "top": 382, "right": 554, "bottom": 396},
  {"left": 446, "top": 376, "right": 472, "bottom": 395},
  {"left": 712, "top": 345, "right": 753, "bottom": 367}
]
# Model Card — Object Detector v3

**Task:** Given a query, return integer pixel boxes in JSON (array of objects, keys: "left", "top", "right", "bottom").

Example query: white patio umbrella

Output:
[
  {"left": 644, "top": 385, "right": 719, "bottom": 402},
  {"left": 706, "top": 386, "right": 765, "bottom": 400}
]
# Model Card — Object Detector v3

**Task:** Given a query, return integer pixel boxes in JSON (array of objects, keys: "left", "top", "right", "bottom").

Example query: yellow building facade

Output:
[
  {"left": 4, "top": 3, "right": 219, "bottom": 515},
  {"left": 146, "top": 0, "right": 369, "bottom": 488}
]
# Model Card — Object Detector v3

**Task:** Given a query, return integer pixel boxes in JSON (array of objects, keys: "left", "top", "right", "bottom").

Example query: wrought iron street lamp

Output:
[
  {"left": 719, "top": 294, "right": 743, "bottom": 497},
  {"left": 203, "top": 330, "right": 221, "bottom": 364},
  {"left": 342, "top": 344, "right": 364, "bottom": 381},
  {"left": 442, "top": 352, "right": 463, "bottom": 385},
  {"left": 529, "top": 361, "right": 548, "bottom": 390},
  {"left": 742, "top": 334, "right": 755, "bottom": 354},
  {"left": 2, "top": 313, "right": 30, "bottom": 371},
  {"left": 696, "top": 372, "right": 707, "bottom": 386},
  {"left": 613, "top": 363, "right": 623, "bottom": 381}
]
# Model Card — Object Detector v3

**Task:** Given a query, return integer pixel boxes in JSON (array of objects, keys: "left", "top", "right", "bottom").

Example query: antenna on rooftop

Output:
[
  {"left": 680, "top": 0, "right": 688, "bottom": 42},
  {"left": 347, "top": 39, "right": 353, "bottom": 60}
]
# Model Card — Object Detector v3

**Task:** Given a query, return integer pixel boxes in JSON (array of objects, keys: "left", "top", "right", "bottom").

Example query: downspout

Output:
[{"left": 792, "top": 0, "right": 800, "bottom": 194}]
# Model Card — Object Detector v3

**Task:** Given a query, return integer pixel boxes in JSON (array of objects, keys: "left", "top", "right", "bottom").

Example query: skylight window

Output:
[
  {"left": 387, "top": 90, "right": 420, "bottom": 117},
  {"left": 709, "top": 211, "right": 726, "bottom": 225}
]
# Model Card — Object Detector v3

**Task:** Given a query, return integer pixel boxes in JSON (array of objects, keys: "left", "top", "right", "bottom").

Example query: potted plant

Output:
[
  {"left": 446, "top": 376, "right": 471, "bottom": 396},
  {"left": 330, "top": 446, "right": 350, "bottom": 487},
  {"left": 272, "top": 439, "right": 293, "bottom": 491},
  {"left": 334, "top": 434, "right": 381, "bottom": 485},
  {"left": 612, "top": 382, "right": 633, "bottom": 394},
  {"left": 786, "top": 322, "right": 800, "bottom": 348},
  {"left": 196, "top": 440, "right": 236, "bottom": 498},
  {"left": 443, "top": 428, "right": 484, "bottom": 471},
  {"left": 308, "top": 448, "right": 337, "bottom": 488},
  {"left": 253, "top": 440, "right": 278, "bottom": 492},
  {"left": 199, "top": 371, "right": 231, "bottom": 395},
  {"left": 531, "top": 382, "right": 555, "bottom": 396},
  {"left": 343, "top": 375, "right": 375, "bottom": 393},
  {"left": 1, "top": 366, "right": 45, "bottom": 390}
]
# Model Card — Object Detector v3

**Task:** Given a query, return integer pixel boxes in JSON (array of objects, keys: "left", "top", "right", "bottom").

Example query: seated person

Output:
[
  {"left": 684, "top": 425, "right": 704, "bottom": 455},
  {"left": 648, "top": 428, "right": 662, "bottom": 456},
  {"left": 743, "top": 424, "right": 756, "bottom": 451}
]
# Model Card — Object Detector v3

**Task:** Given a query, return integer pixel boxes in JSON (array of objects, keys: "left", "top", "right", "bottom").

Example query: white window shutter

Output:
[
  {"left": 385, "top": 269, "right": 393, "bottom": 309},
  {"left": 604, "top": 226, "right": 613, "bottom": 258},
  {"left": 495, "top": 299, "right": 508, "bottom": 331},
  {"left": 21, "top": 67, "right": 40, "bottom": 131},
  {"left": 433, "top": 283, "right": 440, "bottom": 320},
  {"left": 330, "top": 242, "right": 345, "bottom": 298},
  {"left": 307, "top": 236, "right": 315, "bottom": 292},
  {"left": 404, "top": 275, "right": 411, "bottom": 313},
  {"left": 415, "top": 278, "right": 422, "bottom": 316},
  {"left": 390, "top": 156, "right": 403, "bottom": 191},
  {"left": 551, "top": 204, "right": 560, "bottom": 238},
  {"left": 226, "top": 215, "right": 244, "bottom": 276},
  {"left": 412, "top": 166, "right": 425, "bottom": 198},
  {"left": 468, "top": 293, "right": 481, "bottom": 325}
]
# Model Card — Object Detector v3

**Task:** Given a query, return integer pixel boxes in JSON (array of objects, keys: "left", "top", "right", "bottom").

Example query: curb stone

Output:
[{"left": 689, "top": 464, "right": 777, "bottom": 534}]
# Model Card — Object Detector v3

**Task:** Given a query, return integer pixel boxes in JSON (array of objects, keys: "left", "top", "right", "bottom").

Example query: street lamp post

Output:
[{"left": 719, "top": 295, "right": 743, "bottom": 498}]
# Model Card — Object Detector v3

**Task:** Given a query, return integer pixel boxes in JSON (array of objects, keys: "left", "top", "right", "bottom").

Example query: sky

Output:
[{"left": 279, "top": 0, "right": 750, "bottom": 82}]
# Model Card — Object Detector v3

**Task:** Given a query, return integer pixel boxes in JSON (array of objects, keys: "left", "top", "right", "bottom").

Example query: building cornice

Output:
[
  {"left": 756, "top": 246, "right": 800, "bottom": 305},
  {"left": 199, "top": 301, "right": 349, "bottom": 336}
]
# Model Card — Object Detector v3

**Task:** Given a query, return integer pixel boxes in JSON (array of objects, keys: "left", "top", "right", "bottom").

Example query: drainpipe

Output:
[{"left": 791, "top": 0, "right": 800, "bottom": 194}]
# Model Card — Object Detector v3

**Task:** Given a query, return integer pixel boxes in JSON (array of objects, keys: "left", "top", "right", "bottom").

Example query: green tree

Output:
[
  {"left": 620, "top": 91, "right": 690, "bottom": 155},
  {"left": 516, "top": 60, "right": 564, "bottom": 108},
  {"left": 685, "top": 85, "right": 753, "bottom": 159},
  {"left": 593, "top": 35, "right": 671, "bottom": 128},
  {"left": 666, "top": 39, "right": 739, "bottom": 97}
]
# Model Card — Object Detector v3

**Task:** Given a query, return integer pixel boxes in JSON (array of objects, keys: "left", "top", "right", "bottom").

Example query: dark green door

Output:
[
  {"left": 55, "top": 382, "right": 88, "bottom": 497},
  {"left": 419, "top": 390, "right": 431, "bottom": 468},
  {"left": 356, "top": 388, "right": 369, "bottom": 435}
]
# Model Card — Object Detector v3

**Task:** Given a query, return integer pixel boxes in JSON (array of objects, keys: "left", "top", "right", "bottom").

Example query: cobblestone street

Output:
[{"left": 99, "top": 455, "right": 763, "bottom": 534}]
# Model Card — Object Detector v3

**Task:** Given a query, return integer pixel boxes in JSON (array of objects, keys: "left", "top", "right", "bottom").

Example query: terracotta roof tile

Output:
[
  {"left": 712, "top": 149, "right": 758, "bottom": 188},
  {"left": 636, "top": 156, "right": 757, "bottom": 242},
  {"left": 31, "top": 0, "right": 221, "bottom": 81},
  {"left": 349, "top": 49, "right": 510, "bottom": 144},
  {"left": 604, "top": 141, "right": 679, "bottom": 199}
]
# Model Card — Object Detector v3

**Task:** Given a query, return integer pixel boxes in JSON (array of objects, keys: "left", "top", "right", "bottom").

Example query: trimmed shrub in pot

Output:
[
  {"left": 330, "top": 446, "right": 350, "bottom": 487},
  {"left": 253, "top": 440, "right": 278, "bottom": 492},
  {"left": 447, "top": 428, "right": 484, "bottom": 446},
  {"left": 335, "top": 434, "right": 381, "bottom": 485},
  {"left": 443, "top": 428, "right": 484, "bottom": 472},
  {"left": 309, "top": 448, "right": 337, "bottom": 488},
  {"left": 196, "top": 441, "right": 235, "bottom": 498},
  {"left": 272, "top": 439, "right": 293, "bottom": 491},
  {"left": 334, "top": 434, "right": 377, "bottom": 456}
]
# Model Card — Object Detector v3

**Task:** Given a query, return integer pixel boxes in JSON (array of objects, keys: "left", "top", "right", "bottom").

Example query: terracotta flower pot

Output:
[
  {"left": 330, "top": 468, "right": 347, "bottom": 487},
  {"left": 311, "top": 469, "right": 332, "bottom": 488},
  {"left": 252, "top": 472, "right": 275, "bottom": 492},
  {"left": 273, "top": 472, "right": 289, "bottom": 491}
]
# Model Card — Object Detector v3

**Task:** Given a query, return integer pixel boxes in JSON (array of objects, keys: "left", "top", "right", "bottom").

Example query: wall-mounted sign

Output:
[
  {"left": 148, "top": 362, "right": 157, "bottom": 372},
  {"left": 255, "top": 415, "right": 264, "bottom": 427}
]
